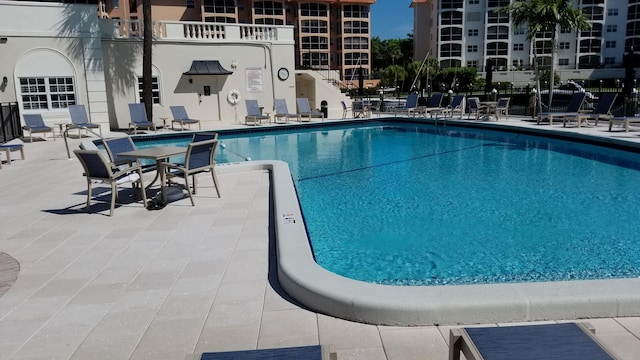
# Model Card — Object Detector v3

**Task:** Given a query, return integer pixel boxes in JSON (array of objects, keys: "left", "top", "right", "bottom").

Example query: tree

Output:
[
  {"left": 142, "top": 0, "right": 153, "bottom": 121},
  {"left": 502, "top": 0, "right": 589, "bottom": 109}
]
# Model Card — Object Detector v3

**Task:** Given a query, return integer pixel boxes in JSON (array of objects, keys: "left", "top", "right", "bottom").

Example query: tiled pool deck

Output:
[{"left": 1, "top": 116, "right": 640, "bottom": 359}]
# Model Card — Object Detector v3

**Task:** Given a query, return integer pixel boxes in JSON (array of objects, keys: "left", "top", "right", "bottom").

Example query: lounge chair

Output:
[
  {"left": 296, "top": 97, "right": 324, "bottom": 122},
  {"left": 201, "top": 345, "right": 334, "bottom": 360},
  {"left": 169, "top": 105, "right": 201, "bottom": 131},
  {"left": 274, "top": 99, "right": 300, "bottom": 123},
  {"left": 391, "top": 93, "right": 419, "bottom": 116},
  {"left": 431, "top": 94, "right": 465, "bottom": 119},
  {"left": 494, "top": 97, "right": 510, "bottom": 121},
  {"left": 537, "top": 92, "right": 587, "bottom": 125},
  {"left": 449, "top": 322, "right": 618, "bottom": 360},
  {"left": 73, "top": 149, "right": 147, "bottom": 216},
  {"left": 22, "top": 114, "right": 55, "bottom": 142},
  {"left": 467, "top": 97, "right": 487, "bottom": 120},
  {"left": 563, "top": 93, "right": 618, "bottom": 128},
  {"left": 340, "top": 100, "right": 352, "bottom": 119},
  {"left": 608, "top": 116, "right": 640, "bottom": 132},
  {"left": 244, "top": 99, "right": 270, "bottom": 125},
  {"left": 161, "top": 139, "right": 221, "bottom": 206},
  {"left": 419, "top": 93, "right": 444, "bottom": 117},
  {"left": 128, "top": 103, "right": 157, "bottom": 134},
  {"left": 0, "top": 140, "right": 25, "bottom": 165},
  {"left": 67, "top": 104, "right": 102, "bottom": 137}
]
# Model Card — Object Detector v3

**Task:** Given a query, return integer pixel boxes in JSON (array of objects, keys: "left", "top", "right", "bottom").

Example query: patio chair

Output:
[
  {"left": 73, "top": 149, "right": 147, "bottom": 216},
  {"left": 419, "top": 93, "right": 444, "bottom": 117},
  {"left": 0, "top": 141, "right": 25, "bottom": 165},
  {"left": 128, "top": 103, "right": 157, "bottom": 134},
  {"left": 67, "top": 104, "right": 102, "bottom": 137},
  {"left": 274, "top": 99, "right": 300, "bottom": 123},
  {"left": 340, "top": 100, "right": 352, "bottom": 119},
  {"left": 432, "top": 94, "right": 465, "bottom": 119},
  {"left": 537, "top": 93, "right": 587, "bottom": 125},
  {"left": 169, "top": 105, "right": 201, "bottom": 131},
  {"left": 244, "top": 99, "right": 270, "bottom": 125},
  {"left": 22, "top": 114, "right": 54, "bottom": 142},
  {"left": 449, "top": 322, "right": 618, "bottom": 360},
  {"left": 296, "top": 97, "right": 324, "bottom": 122},
  {"left": 161, "top": 139, "right": 221, "bottom": 206},
  {"left": 103, "top": 136, "right": 139, "bottom": 169},
  {"left": 608, "top": 116, "right": 640, "bottom": 132},
  {"left": 563, "top": 93, "right": 618, "bottom": 128},
  {"left": 192, "top": 132, "right": 218, "bottom": 142},
  {"left": 201, "top": 345, "right": 334, "bottom": 360},
  {"left": 392, "top": 93, "right": 419, "bottom": 116},
  {"left": 495, "top": 97, "right": 510, "bottom": 121},
  {"left": 467, "top": 97, "right": 487, "bottom": 120}
]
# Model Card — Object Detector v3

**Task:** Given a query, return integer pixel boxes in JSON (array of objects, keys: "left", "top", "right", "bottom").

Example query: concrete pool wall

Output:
[{"left": 220, "top": 160, "right": 640, "bottom": 326}]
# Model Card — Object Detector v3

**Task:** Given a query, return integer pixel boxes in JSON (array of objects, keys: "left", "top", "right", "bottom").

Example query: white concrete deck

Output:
[{"left": 2, "top": 117, "right": 640, "bottom": 359}]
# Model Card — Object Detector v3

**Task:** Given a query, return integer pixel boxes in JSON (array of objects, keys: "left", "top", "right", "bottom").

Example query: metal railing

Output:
[{"left": 0, "top": 102, "right": 22, "bottom": 143}]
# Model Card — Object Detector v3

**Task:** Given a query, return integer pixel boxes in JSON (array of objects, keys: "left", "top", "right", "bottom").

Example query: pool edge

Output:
[{"left": 218, "top": 160, "right": 640, "bottom": 326}]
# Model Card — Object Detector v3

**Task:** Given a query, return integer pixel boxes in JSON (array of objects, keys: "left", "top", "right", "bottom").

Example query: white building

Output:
[
  {"left": 411, "top": 0, "right": 638, "bottom": 84},
  {"left": 0, "top": 1, "right": 354, "bottom": 132}
]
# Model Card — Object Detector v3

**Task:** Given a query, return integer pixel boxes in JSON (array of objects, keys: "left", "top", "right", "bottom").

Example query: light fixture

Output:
[
  {"left": 1, "top": 76, "right": 7, "bottom": 85},
  {"left": 231, "top": 60, "right": 238, "bottom": 69},
  {"left": 0, "top": 37, "right": 7, "bottom": 44}
]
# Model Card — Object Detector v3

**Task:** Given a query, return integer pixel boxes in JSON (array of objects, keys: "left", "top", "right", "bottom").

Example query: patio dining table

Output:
[{"left": 118, "top": 146, "right": 187, "bottom": 203}]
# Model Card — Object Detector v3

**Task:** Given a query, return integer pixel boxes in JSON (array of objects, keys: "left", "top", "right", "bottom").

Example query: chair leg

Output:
[
  {"left": 86, "top": 179, "right": 93, "bottom": 213},
  {"left": 211, "top": 169, "right": 221, "bottom": 198},
  {"left": 183, "top": 174, "right": 195, "bottom": 206},
  {"left": 191, "top": 174, "right": 198, "bottom": 194},
  {"left": 110, "top": 183, "right": 117, "bottom": 216}
]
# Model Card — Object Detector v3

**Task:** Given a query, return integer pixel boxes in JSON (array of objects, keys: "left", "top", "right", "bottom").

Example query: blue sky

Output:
[{"left": 370, "top": 0, "right": 413, "bottom": 40}]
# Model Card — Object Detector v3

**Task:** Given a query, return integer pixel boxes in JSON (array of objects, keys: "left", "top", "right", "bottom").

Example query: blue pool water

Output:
[{"left": 134, "top": 123, "right": 640, "bottom": 286}]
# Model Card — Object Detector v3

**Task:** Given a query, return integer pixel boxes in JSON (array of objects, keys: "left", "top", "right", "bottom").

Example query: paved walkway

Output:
[{"left": 1, "top": 117, "right": 640, "bottom": 359}]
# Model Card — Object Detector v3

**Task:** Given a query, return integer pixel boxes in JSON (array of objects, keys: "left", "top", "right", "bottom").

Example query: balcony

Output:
[{"left": 100, "top": 19, "right": 294, "bottom": 44}]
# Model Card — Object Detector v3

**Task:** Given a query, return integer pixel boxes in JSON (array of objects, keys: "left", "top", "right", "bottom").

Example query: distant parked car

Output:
[{"left": 539, "top": 81, "right": 598, "bottom": 101}]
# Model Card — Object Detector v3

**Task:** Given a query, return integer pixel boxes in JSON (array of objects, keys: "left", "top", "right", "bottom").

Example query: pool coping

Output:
[
  {"left": 88, "top": 119, "right": 640, "bottom": 326},
  {"left": 219, "top": 159, "right": 640, "bottom": 326}
]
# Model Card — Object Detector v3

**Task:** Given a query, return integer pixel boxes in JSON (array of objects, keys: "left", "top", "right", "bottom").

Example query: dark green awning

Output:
[{"left": 183, "top": 60, "right": 232, "bottom": 75}]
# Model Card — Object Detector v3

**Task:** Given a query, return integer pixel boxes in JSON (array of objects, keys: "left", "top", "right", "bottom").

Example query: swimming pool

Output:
[{"left": 131, "top": 122, "right": 640, "bottom": 287}]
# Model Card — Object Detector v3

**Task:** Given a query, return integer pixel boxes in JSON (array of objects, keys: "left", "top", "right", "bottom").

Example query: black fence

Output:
[{"left": 0, "top": 102, "right": 22, "bottom": 143}]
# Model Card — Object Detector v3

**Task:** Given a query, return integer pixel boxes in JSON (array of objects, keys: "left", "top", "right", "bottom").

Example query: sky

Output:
[{"left": 370, "top": 0, "right": 414, "bottom": 40}]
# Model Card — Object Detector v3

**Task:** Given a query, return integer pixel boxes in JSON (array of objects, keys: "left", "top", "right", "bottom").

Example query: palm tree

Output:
[
  {"left": 503, "top": 0, "right": 589, "bottom": 110},
  {"left": 142, "top": 0, "right": 153, "bottom": 121}
]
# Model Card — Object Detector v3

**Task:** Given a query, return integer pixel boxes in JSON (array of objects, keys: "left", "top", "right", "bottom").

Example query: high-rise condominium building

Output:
[
  {"left": 101, "top": 0, "right": 375, "bottom": 85},
  {"left": 412, "top": 0, "right": 638, "bottom": 72}
]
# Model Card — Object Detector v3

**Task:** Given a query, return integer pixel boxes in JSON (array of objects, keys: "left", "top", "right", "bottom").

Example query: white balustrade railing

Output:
[{"left": 103, "top": 19, "right": 292, "bottom": 43}]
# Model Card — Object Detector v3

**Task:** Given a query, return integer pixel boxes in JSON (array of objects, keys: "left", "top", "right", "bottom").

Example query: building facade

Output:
[
  {"left": 411, "top": 0, "right": 638, "bottom": 74},
  {"left": 101, "top": 0, "right": 375, "bottom": 87}
]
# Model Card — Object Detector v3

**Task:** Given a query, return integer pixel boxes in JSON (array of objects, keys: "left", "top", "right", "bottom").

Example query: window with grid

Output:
[
  {"left": 345, "top": 53, "right": 368, "bottom": 66},
  {"left": 486, "top": 42, "right": 508, "bottom": 56},
  {"left": 203, "top": 0, "right": 235, "bottom": 14},
  {"left": 487, "top": 25, "right": 508, "bottom": 40},
  {"left": 487, "top": 9, "right": 509, "bottom": 24},
  {"left": 558, "top": 58, "right": 569, "bottom": 66},
  {"left": 137, "top": 77, "right": 160, "bottom": 104},
  {"left": 301, "top": 36, "right": 329, "bottom": 50},
  {"left": 255, "top": 18, "right": 283, "bottom": 25},
  {"left": 466, "top": 60, "right": 478, "bottom": 68},
  {"left": 439, "top": 43, "right": 461, "bottom": 57},
  {"left": 20, "top": 77, "right": 76, "bottom": 110},
  {"left": 441, "top": 0, "right": 463, "bottom": 9},
  {"left": 514, "top": 27, "right": 525, "bottom": 35},
  {"left": 344, "top": 21, "right": 368, "bottom": 34},
  {"left": 605, "top": 40, "right": 616, "bottom": 48},
  {"left": 301, "top": 20, "right": 328, "bottom": 33},
  {"left": 606, "top": 24, "right": 617, "bottom": 32},
  {"left": 467, "top": 45, "right": 478, "bottom": 52},
  {"left": 607, "top": 8, "right": 618, "bottom": 16},
  {"left": 579, "top": 39, "right": 601, "bottom": 52},
  {"left": 343, "top": 5, "right": 368, "bottom": 18},
  {"left": 344, "top": 68, "right": 369, "bottom": 80},
  {"left": 441, "top": 27, "right": 462, "bottom": 41},
  {"left": 513, "top": 43, "right": 524, "bottom": 51},
  {"left": 301, "top": 52, "right": 329, "bottom": 67},
  {"left": 604, "top": 57, "right": 615, "bottom": 65},
  {"left": 558, "top": 42, "right": 570, "bottom": 50},
  {"left": 468, "top": 29, "right": 478, "bottom": 36},
  {"left": 583, "top": 6, "right": 604, "bottom": 21},
  {"left": 255, "top": 1, "right": 284, "bottom": 16},
  {"left": 468, "top": 0, "right": 479, "bottom": 3},
  {"left": 441, "top": 11, "right": 463, "bottom": 25},
  {"left": 300, "top": 3, "right": 327, "bottom": 17},
  {"left": 581, "top": 23, "right": 602, "bottom": 37},
  {"left": 344, "top": 37, "right": 368, "bottom": 50}
]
